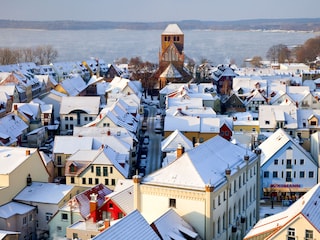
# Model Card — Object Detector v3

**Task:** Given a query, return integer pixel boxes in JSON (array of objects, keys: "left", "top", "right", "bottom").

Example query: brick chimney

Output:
[
  {"left": 176, "top": 144, "right": 184, "bottom": 159},
  {"left": 90, "top": 193, "right": 98, "bottom": 222},
  {"left": 26, "top": 149, "right": 31, "bottom": 156},
  {"left": 104, "top": 219, "right": 110, "bottom": 229}
]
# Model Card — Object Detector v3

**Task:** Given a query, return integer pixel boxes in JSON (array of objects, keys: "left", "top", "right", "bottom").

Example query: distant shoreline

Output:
[{"left": 0, "top": 18, "right": 320, "bottom": 32}]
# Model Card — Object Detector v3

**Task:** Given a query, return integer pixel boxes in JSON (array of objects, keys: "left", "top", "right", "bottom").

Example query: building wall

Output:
[
  {"left": 270, "top": 215, "right": 320, "bottom": 240},
  {"left": 137, "top": 155, "right": 260, "bottom": 240},
  {"left": 0, "top": 149, "right": 49, "bottom": 206},
  {"left": 261, "top": 142, "right": 317, "bottom": 199},
  {"left": 66, "top": 164, "right": 125, "bottom": 191}
]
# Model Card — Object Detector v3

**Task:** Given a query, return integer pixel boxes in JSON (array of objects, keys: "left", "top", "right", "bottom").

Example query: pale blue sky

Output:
[{"left": 2, "top": 0, "right": 319, "bottom": 22}]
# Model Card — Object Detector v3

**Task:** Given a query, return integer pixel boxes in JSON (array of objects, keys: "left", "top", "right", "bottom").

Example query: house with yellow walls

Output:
[
  {"left": 0, "top": 147, "right": 50, "bottom": 206},
  {"left": 65, "top": 146, "right": 129, "bottom": 190}
]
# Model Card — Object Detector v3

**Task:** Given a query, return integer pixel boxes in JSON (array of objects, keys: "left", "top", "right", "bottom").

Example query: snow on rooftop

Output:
[
  {"left": 162, "top": 24, "right": 183, "bottom": 35},
  {"left": 14, "top": 182, "right": 74, "bottom": 204},
  {"left": 0, "top": 201, "right": 35, "bottom": 218},
  {"left": 143, "top": 136, "right": 255, "bottom": 190}
]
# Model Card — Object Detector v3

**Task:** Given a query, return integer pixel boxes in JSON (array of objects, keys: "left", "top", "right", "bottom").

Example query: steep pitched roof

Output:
[
  {"left": 160, "top": 63, "right": 182, "bottom": 79},
  {"left": 258, "top": 128, "right": 316, "bottom": 167},
  {"left": 143, "top": 136, "right": 256, "bottom": 190},
  {"left": 92, "top": 210, "right": 160, "bottom": 240},
  {"left": 161, "top": 129, "right": 193, "bottom": 153}
]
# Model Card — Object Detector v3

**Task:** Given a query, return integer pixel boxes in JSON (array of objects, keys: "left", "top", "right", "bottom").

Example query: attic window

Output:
[
  {"left": 265, "top": 121, "right": 270, "bottom": 125},
  {"left": 169, "top": 198, "right": 176, "bottom": 208}
]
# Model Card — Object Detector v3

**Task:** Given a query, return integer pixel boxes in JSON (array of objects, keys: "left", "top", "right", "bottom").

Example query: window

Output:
[
  {"left": 82, "top": 178, "right": 86, "bottom": 184},
  {"left": 73, "top": 233, "right": 78, "bottom": 239},
  {"left": 91, "top": 166, "right": 94, "bottom": 173},
  {"left": 65, "top": 116, "right": 68, "bottom": 121},
  {"left": 57, "top": 156, "right": 62, "bottom": 165},
  {"left": 288, "top": 227, "right": 295, "bottom": 240},
  {"left": 96, "top": 166, "right": 101, "bottom": 176},
  {"left": 300, "top": 171, "right": 305, "bottom": 178},
  {"left": 70, "top": 177, "right": 74, "bottom": 184},
  {"left": 62, "top": 213, "right": 68, "bottom": 221},
  {"left": 46, "top": 213, "right": 53, "bottom": 221},
  {"left": 23, "top": 216, "right": 27, "bottom": 225},
  {"left": 265, "top": 120, "right": 270, "bottom": 125},
  {"left": 263, "top": 171, "right": 269, "bottom": 178},
  {"left": 89, "top": 178, "right": 93, "bottom": 184},
  {"left": 309, "top": 171, "right": 314, "bottom": 178},
  {"left": 95, "top": 178, "right": 99, "bottom": 184},
  {"left": 70, "top": 117, "right": 73, "bottom": 121},
  {"left": 109, "top": 203, "right": 113, "bottom": 208},
  {"left": 111, "top": 179, "right": 116, "bottom": 185},
  {"left": 89, "top": 117, "right": 93, "bottom": 121},
  {"left": 105, "top": 179, "right": 109, "bottom": 185},
  {"left": 103, "top": 167, "right": 108, "bottom": 176},
  {"left": 300, "top": 159, "right": 304, "bottom": 165},
  {"left": 273, "top": 171, "right": 278, "bottom": 178},
  {"left": 169, "top": 198, "right": 176, "bottom": 208},
  {"left": 110, "top": 167, "right": 113, "bottom": 174},
  {"left": 305, "top": 229, "right": 313, "bottom": 240},
  {"left": 84, "top": 117, "right": 88, "bottom": 121},
  {"left": 218, "top": 195, "right": 221, "bottom": 205},
  {"left": 57, "top": 226, "right": 62, "bottom": 232}
]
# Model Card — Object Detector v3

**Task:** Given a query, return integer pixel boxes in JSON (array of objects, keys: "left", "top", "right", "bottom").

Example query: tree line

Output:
[
  {"left": 251, "top": 36, "right": 320, "bottom": 67},
  {"left": 0, "top": 45, "right": 58, "bottom": 65}
]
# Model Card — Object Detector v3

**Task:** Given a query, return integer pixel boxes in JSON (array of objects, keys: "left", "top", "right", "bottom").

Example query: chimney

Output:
[
  {"left": 13, "top": 104, "right": 18, "bottom": 111},
  {"left": 90, "top": 193, "right": 98, "bottom": 222},
  {"left": 176, "top": 144, "right": 184, "bottom": 159},
  {"left": 107, "top": 129, "right": 111, "bottom": 136},
  {"left": 104, "top": 219, "right": 110, "bottom": 229},
  {"left": 26, "top": 174, "right": 32, "bottom": 186},
  {"left": 26, "top": 149, "right": 31, "bottom": 156}
]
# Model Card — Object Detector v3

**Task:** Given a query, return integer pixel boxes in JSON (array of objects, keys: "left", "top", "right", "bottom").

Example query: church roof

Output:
[
  {"left": 162, "top": 24, "right": 183, "bottom": 35},
  {"left": 160, "top": 63, "right": 182, "bottom": 79}
]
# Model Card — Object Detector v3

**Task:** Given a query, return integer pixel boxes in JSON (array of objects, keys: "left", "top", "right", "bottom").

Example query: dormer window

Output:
[{"left": 69, "top": 163, "right": 78, "bottom": 173}]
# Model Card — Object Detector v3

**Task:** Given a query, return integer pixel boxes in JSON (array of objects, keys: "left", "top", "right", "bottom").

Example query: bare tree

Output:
[
  {"left": 266, "top": 44, "right": 291, "bottom": 63},
  {"left": 0, "top": 48, "right": 18, "bottom": 65},
  {"left": 34, "top": 45, "right": 58, "bottom": 64}
]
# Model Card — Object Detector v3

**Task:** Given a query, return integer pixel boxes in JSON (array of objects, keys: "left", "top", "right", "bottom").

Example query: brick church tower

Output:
[{"left": 153, "top": 24, "right": 192, "bottom": 89}]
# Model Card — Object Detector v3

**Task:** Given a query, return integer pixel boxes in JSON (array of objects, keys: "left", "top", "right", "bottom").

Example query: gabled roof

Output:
[
  {"left": 258, "top": 128, "right": 315, "bottom": 167},
  {"left": 161, "top": 129, "right": 193, "bottom": 153},
  {"left": 58, "top": 75, "right": 87, "bottom": 96},
  {"left": 245, "top": 183, "right": 320, "bottom": 239},
  {"left": 74, "top": 184, "right": 112, "bottom": 219},
  {"left": 106, "top": 184, "right": 134, "bottom": 215},
  {"left": 92, "top": 210, "right": 160, "bottom": 240},
  {"left": 259, "top": 105, "right": 298, "bottom": 129},
  {"left": 0, "top": 113, "right": 28, "bottom": 145},
  {"left": 160, "top": 63, "right": 182, "bottom": 79},
  {"left": 14, "top": 182, "right": 74, "bottom": 204},
  {"left": 143, "top": 136, "right": 256, "bottom": 190}
]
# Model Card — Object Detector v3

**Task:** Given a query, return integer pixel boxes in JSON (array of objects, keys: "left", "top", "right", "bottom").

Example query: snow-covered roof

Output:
[
  {"left": 258, "top": 128, "right": 315, "bottom": 166},
  {"left": 0, "top": 147, "right": 37, "bottom": 174},
  {"left": 92, "top": 210, "right": 160, "bottom": 240},
  {"left": 106, "top": 184, "right": 134, "bottom": 215},
  {"left": 162, "top": 24, "right": 183, "bottom": 35},
  {"left": 60, "top": 96, "right": 100, "bottom": 115},
  {"left": 0, "top": 201, "right": 35, "bottom": 218},
  {"left": 152, "top": 208, "right": 199, "bottom": 240},
  {"left": 259, "top": 105, "right": 297, "bottom": 129},
  {"left": 245, "top": 183, "right": 320, "bottom": 239},
  {"left": 53, "top": 136, "right": 93, "bottom": 154},
  {"left": 160, "top": 63, "right": 182, "bottom": 79},
  {"left": 161, "top": 129, "right": 193, "bottom": 153},
  {"left": 0, "top": 113, "right": 28, "bottom": 145},
  {"left": 14, "top": 182, "right": 74, "bottom": 204},
  {"left": 143, "top": 136, "right": 256, "bottom": 190}
]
